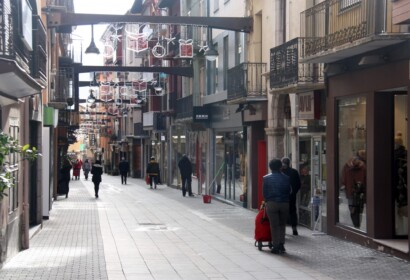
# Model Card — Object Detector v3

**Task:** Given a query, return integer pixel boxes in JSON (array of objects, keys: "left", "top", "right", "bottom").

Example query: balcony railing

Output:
[
  {"left": 0, "top": 0, "right": 32, "bottom": 73},
  {"left": 227, "top": 62, "right": 267, "bottom": 102},
  {"left": 300, "top": 0, "right": 407, "bottom": 60},
  {"left": 175, "top": 94, "right": 193, "bottom": 120},
  {"left": 32, "top": 16, "right": 47, "bottom": 85},
  {"left": 270, "top": 38, "right": 324, "bottom": 89},
  {"left": 49, "top": 67, "right": 75, "bottom": 108}
]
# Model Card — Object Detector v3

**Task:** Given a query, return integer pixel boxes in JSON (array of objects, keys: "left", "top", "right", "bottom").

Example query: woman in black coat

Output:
[{"left": 91, "top": 160, "right": 103, "bottom": 198}]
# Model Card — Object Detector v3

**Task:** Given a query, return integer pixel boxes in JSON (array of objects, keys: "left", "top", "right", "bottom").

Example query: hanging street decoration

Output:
[{"left": 179, "top": 39, "right": 193, "bottom": 58}]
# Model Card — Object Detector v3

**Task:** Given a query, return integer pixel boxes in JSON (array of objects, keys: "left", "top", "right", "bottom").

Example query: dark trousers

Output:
[
  {"left": 94, "top": 181, "right": 101, "bottom": 196},
  {"left": 265, "top": 201, "right": 289, "bottom": 247},
  {"left": 121, "top": 172, "right": 127, "bottom": 184},
  {"left": 289, "top": 194, "right": 298, "bottom": 229},
  {"left": 149, "top": 175, "right": 158, "bottom": 188},
  {"left": 181, "top": 176, "right": 192, "bottom": 196}
]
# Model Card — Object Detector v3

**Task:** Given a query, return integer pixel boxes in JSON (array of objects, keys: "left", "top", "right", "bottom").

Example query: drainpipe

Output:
[{"left": 22, "top": 98, "right": 30, "bottom": 250}]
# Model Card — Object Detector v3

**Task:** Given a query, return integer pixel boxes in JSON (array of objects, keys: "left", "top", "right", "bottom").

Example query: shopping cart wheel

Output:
[
  {"left": 268, "top": 242, "right": 273, "bottom": 249},
  {"left": 257, "top": 241, "right": 263, "bottom": 251}
]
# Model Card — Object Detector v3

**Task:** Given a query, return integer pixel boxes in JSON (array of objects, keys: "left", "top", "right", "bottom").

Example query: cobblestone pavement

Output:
[{"left": 0, "top": 175, "right": 408, "bottom": 280}]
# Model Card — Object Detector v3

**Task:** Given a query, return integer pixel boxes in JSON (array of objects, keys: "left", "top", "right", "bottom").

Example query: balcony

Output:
[
  {"left": 270, "top": 38, "right": 324, "bottom": 93},
  {"left": 32, "top": 16, "right": 47, "bottom": 86},
  {"left": 0, "top": 0, "right": 43, "bottom": 105},
  {"left": 300, "top": 0, "right": 410, "bottom": 63},
  {"left": 227, "top": 62, "right": 267, "bottom": 104},
  {"left": 48, "top": 67, "right": 75, "bottom": 109},
  {"left": 175, "top": 94, "right": 193, "bottom": 120}
]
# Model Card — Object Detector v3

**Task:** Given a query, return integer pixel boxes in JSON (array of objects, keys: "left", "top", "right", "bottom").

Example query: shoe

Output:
[
  {"left": 293, "top": 229, "right": 298, "bottom": 236},
  {"left": 189, "top": 194, "right": 194, "bottom": 197},
  {"left": 150, "top": 186, "right": 153, "bottom": 189},
  {"left": 66, "top": 194, "right": 68, "bottom": 198},
  {"left": 271, "top": 247, "right": 281, "bottom": 254},
  {"left": 95, "top": 194, "right": 98, "bottom": 198},
  {"left": 278, "top": 243, "right": 286, "bottom": 253}
]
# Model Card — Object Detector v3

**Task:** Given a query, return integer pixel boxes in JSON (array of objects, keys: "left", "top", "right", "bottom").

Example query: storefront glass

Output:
[
  {"left": 394, "top": 94, "right": 408, "bottom": 236},
  {"left": 214, "top": 130, "right": 245, "bottom": 203},
  {"left": 337, "top": 96, "right": 367, "bottom": 231}
]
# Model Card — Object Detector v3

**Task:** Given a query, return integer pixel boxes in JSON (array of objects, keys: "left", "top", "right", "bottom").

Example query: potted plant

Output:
[{"left": 0, "top": 131, "right": 41, "bottom": 199}]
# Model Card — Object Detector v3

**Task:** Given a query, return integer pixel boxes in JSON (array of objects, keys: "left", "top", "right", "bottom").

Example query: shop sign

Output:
[
  {"left": 299, "top": 91, "right": 320, "bottom": 120},
  {"left": 193, "top": 106, "right": 210, "bottom": 123}
]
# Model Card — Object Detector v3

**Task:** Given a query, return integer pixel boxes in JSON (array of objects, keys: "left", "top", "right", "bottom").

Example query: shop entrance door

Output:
[
  {"left": 311, "top": 135, "right": 327, "bottom": 232},
  {"left": 298, "top": 135, "right": 326, "bottom": 230},
  {"left": 393, "top": 93, "right": 408, "bottom": 237}
]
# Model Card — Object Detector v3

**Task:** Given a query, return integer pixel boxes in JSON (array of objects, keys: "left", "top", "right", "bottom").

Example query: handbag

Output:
[{"left": 145, "top": 175, "right": 150, "bottom": 185}]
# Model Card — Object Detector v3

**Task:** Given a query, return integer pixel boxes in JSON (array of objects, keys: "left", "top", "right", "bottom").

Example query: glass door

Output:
[
  {"left": 393, "top": 94, "right": 408, "bottom": 237},
  {"left": 311, "top": 135, "right": 327, "bottom": 232}
]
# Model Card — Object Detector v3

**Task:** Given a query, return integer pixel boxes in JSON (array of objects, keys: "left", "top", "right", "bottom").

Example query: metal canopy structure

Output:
[{"left": 46, "top": 12, "right": 253, "bottom": 33}]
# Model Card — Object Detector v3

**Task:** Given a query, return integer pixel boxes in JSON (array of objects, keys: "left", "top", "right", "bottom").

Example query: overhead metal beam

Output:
[
  {"left": 46, "top": 12, "right": 253, "bottom": 33},
  {"left": 74, "top": 65, "right": 193, "bottom": 77}
]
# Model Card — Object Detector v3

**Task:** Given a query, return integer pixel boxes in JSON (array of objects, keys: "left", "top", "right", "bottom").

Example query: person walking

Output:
[
  {"left": 263, "top": 158, "right": 291, "bottom": 254},
  {"left": 146, "top": 156, "right": 160, "bottom": 189},
  {"left": 118, "top": 157, "right": 130, "bottom": 184},
  {"left": 178, "top": 154, "right": 193, "bottom": 197},
  {"left": 82, "top": 159, "right": 91, "bottom": 180},
  {"left": 73, "top": 159, "right": 82, "bottom": 180},
  {"left": 91, "top": 160, "right": 103, "bottom": 198},
  {"left": 281, "top": 157, "right": 301, "bottom": 235},
  {"left": 59, "top": 157, "right": 72, "bottom": 198}
]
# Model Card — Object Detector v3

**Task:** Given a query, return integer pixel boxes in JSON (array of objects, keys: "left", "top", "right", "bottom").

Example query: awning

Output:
[{"left": 0, "top": 58, "right": 44, "bottom": 106}]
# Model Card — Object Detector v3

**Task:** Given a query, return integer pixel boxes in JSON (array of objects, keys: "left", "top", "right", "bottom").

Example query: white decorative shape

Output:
[{"left": 152, "top": 42, "right": 166, "bottom": 58}]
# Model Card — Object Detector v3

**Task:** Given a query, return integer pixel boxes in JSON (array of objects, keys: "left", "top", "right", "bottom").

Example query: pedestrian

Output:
[
  {"left": 82, "top": 159, "right": 91, "bottom": 180},
  {"left": 73, "top": 159, "right": 82, "bottom": 180},
  {"left": 59, "top": 157, "right": 72, "bottom": 198},
  {"left": 91, "top": 160, "right": 103, "bottom": 198},
  {"left": 281, "top": 157, "right": 301, "bottom": 236},
  {"left": 263, "top": 158, "right": 291, "bottom": 254},
  {"left": 178, "top": 154, "right": 193, "bottom": 197},
  {"left": 119, "top": 157, "right": 130, "bottom": 184},
  {"left": 146, "top": 156, "right": 160, "bottom": 189}
]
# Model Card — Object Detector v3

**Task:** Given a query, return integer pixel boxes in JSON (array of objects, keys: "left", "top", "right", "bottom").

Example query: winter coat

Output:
[
  {"left": 282, "top": 167, "right": 301, "bottom": 197},
  {"left": 262, "top": 171, "right": 291, "bottom": 203},
  {"left": 146, "top": 160, "right": 160, "bottom": 176},
  {"left": 178, "top": 156, "right": 192, "bottom": 178},
  {"left": 83, "top": 161, "right": 91, "bottom": 171},
  {"left": 91, "top": 164, "right": 103, "bottom": 183},
  {"left": 119, "top": 160, "right": 130, "bottom": 174},
  {"left": 341, "top": 157, "right": 366, "bottom": 199}
]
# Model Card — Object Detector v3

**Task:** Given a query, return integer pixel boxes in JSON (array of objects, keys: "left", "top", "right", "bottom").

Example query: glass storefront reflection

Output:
[
  {"left": 337, "top": 97, "right": 367, "bottom": 231},
  {"left": 215, "top": 131, "right": 245, "bottom": 203}
]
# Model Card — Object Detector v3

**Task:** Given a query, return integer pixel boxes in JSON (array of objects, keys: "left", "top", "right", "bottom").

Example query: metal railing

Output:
[
  {"left": 270, "top": 38, "right": 324, "bottom": 89},
  {"left": 227, "top": 62, "right": 267, "bottom": 101},
  {"left": 300, "top": 0, "right": 403, "bottom": 58},
  {"left": 32, "top": 16, "right": 47, "bottom": 85},
  {"left": 0, "top": 0, "right": 32, "bottom": 74}
]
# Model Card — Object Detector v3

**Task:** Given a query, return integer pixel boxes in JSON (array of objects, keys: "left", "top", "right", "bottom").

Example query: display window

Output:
[
  {"left": 337, "top": 96, "right": 367, "bottom": 231},
  {"left": 393, "top": 94, "right": 408, "bottom": 236},
  {"left": 214, "top": 131, "right": 245, "bottom": 203}
]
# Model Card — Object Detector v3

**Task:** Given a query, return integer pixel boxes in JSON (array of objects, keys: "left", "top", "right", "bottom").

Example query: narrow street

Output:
[{"left": 0, "top": 175, "right": 408, "bottom": 280}]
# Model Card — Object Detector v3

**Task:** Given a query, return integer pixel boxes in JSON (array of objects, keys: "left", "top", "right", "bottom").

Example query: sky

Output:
[{"left": 72, "top": 0, "right": 136, "bottom": 66}]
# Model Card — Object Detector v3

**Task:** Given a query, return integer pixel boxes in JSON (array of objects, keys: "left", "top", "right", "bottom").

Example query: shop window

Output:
[
  {"left": 337, "top": 96, "right": 367, "bottom": 232},
  {"left": 393, "top": 94, "right": 408, "bottom": 236}
]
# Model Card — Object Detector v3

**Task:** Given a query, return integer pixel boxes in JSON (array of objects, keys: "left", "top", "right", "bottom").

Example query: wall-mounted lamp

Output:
[
  {"left": 87, "top": 89, "right": 96, "bottom": 104},
  {"left": 85, "top": 25, "right": 100, "bottom": 55},
  {"left": 358, "top": 55, "right": 388, "bottom": 66},
  {"left": 205, "top": 47, "right": 218, "bottom": 61}
]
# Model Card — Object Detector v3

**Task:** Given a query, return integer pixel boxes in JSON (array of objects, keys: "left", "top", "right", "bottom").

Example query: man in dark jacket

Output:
[
  {"left": 118, "top": 157, "right": 130, "bottom": 184},
  {"left": 178, "top": 154, "right": 193, "bottom": 197},
  {"left": 91, "top": 160, "right": 103, "bottom": 198},
  {"left": 263, "top": 159, "right": 291, "bottom": 254},
  {"left": 281, "top": 157, "right": 301, "bottom": 236},
  {"left": 146, "top": 156, "right": 160, "bottom": 189}
]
